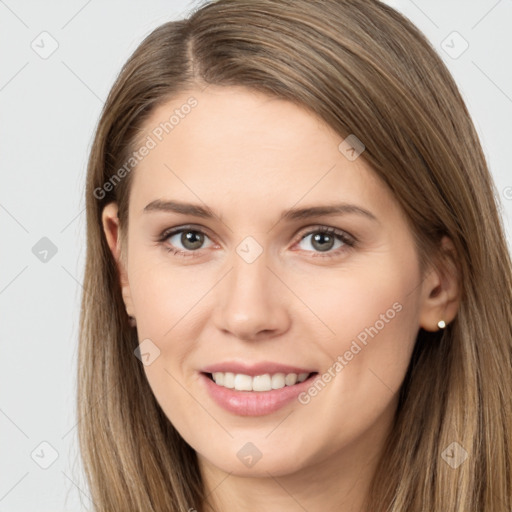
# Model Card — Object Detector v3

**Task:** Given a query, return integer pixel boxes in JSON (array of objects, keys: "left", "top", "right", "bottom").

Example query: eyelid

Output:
[
  {"left": 295, "top": 224, "right": 356, "bottom": 243},
  {"left": 157, "top": 223, "right": 357, "bottom": 257},
  {"left": 158, "top": 223, "right": 355, "bottom": 241},
  {"left": 158, "top": 223, "right": 215, "bottom": 241}
]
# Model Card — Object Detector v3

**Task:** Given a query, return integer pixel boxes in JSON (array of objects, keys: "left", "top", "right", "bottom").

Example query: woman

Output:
[{"left": 78, "top": 0, "right": 512, "bottom": 510}]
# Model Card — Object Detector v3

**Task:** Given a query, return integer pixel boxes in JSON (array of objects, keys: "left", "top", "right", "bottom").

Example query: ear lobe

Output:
[
  {"left": 418, "top": 236, "right": 460, "bottom": 332},
  {"left": 101, "top": 202, "right": 135, "bottom": 318}
]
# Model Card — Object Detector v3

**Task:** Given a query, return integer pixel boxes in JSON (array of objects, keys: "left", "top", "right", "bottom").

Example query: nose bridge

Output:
[
  {"left": 213, "top": 237, "right": 290, "bottom": 338},
  {"left": 231, "top": 245, "right": 270, "bottom": 299},
  {"left": 227, "top": 240, "right": 275, "bottom": 311}
]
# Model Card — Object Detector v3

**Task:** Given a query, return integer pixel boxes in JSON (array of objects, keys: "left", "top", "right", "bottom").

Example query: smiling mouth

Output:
[{"left": 203, "top": 371, "right": 318, "bottom": 392}]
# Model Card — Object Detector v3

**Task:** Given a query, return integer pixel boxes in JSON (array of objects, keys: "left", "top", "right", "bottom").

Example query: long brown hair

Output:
[{"left": 78, "top": 1, "right": 512, "bottom": 510}]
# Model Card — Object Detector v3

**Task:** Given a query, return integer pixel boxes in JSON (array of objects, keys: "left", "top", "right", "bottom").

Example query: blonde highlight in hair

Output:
[{"left": 78, "top": 1, "right": 512, "bottom": 510}]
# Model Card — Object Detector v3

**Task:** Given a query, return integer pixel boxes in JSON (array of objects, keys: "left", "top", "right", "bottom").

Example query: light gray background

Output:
[{"left": 1, "top": 0, "right": 511, "bottom": 510}]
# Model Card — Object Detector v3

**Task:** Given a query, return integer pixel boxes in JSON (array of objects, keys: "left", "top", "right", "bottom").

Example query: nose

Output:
[{"left": 212, "top": 248, "right": 291, "bottom": 341}]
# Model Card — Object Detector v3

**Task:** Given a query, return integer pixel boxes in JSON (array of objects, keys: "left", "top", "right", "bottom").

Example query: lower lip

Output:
[{"left": 200, "top": 372, "right": 318, "bottom": 416}]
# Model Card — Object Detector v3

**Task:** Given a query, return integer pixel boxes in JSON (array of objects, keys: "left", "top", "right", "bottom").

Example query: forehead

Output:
[{"left": 129, "top": 85, "right": 393, "bottom": 220}]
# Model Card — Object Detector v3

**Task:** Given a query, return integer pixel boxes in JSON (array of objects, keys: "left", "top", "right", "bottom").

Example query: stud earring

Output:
[
  {"left": 437, "top": 320, "right": 446, "bottom": 329},
  {"left": 128, "top": 315, "right": 137, "bottom": 327}
]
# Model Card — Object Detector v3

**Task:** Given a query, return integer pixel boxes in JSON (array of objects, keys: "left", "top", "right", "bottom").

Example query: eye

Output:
[
  {"left": 158, "top": 226, "right": 214, "bottom": 257},
  {"left": 295, "top": 226, "right": 355, "bottom": 258},
  {"left": 157, "top": 224, "right": 356, "bottom": 259}
]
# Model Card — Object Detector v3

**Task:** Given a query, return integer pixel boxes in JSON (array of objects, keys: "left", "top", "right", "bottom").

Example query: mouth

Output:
[
  {"left": 203, "top": 371, "right": 318, "bottom": 392},
  {"left": 200, "top": 370, "right": 319, "bottom": 416}
]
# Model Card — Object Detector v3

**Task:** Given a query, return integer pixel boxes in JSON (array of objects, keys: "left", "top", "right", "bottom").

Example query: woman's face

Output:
[{"left": 104, "top": 85, "right": 439, "bottom": 478}]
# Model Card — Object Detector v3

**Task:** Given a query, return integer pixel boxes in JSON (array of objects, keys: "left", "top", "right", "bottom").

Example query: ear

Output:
[
  {"left": 101, "top": 202, "right": 135, "bottom": 318},
  {"left": 418, "top": 236, "right": 460, "bottom": 332}
]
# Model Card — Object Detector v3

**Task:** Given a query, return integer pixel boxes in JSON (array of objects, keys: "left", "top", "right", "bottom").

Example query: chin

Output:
[{"left": 198, "top": 443, "right": 311, "bottom": 478}]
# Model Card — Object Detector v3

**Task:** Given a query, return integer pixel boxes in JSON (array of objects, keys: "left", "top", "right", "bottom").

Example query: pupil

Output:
[
  {"left": 182, "top": 231, "right": 203, "bottom": 250},
  {"left": 312, "top": 233, "right": 334, "bottom": 252}
]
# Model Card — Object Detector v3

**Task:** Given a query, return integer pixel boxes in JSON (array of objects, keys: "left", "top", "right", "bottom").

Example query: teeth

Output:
[
  {"left": 285, "top": 373, "right": 297, "bottom": 386},
  {"left": 211, "top": 372, "right": 310, "bottom": 391},
  {"left": 253, "top": 374, "right": 272, "bottom": 391},
  {"left": 234, "top": 373, "right": 252, "bottom": 391},
  {"left": 271, "top": 373, "right": 286, "bottom": 389}
]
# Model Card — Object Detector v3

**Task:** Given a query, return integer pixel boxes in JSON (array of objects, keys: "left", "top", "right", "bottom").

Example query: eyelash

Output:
[{"left": 157, "top": 224, "right": 357, "bottom": 260}]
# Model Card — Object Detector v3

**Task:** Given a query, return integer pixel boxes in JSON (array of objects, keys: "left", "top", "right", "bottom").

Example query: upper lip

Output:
[{"left": 201, "top": 361, "right": 316, "bottom": 377}]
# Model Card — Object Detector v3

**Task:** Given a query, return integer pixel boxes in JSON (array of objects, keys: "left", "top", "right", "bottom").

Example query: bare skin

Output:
[{"left": 102, "top": 85, "right": 459, "bottom": 512}]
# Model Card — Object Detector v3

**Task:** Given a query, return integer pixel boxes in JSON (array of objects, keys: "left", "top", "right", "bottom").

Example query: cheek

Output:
[
  {"left": 287, "top": 264, "right": 420, "bottom": 457},
  {"left": 297, "top": 254, "right": 421, "bottom": 389},
  {"left": 299, "top": 255, "right": 419, "bottom": 340},
  {"left": 125, "top": 243, "right": 422, "bottom": 471},
  {"left": 128, "top": 252, "right": 207, "bottom": 337},
  {"left": 127, "top": 259, "right": 206, "bottom": 439},
  {"left": 129, "top": 243, "right": 421, "bottom": 371}
]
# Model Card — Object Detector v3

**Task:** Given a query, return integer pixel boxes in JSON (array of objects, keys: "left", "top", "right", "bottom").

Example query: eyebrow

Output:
[{"left": 143, "top": 199, "right": 378, "bottom": 223}]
